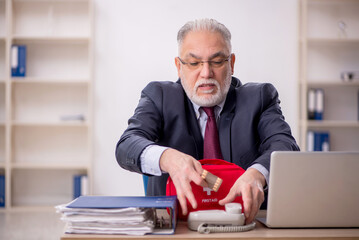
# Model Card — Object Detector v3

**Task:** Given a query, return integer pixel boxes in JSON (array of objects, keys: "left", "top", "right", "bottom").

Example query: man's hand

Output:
[
  {"left": 160, "top": 148, "right": 207, "bottom": 216},
  {"left": 218, "top": 168, "right": 265, "bottom": 224}
]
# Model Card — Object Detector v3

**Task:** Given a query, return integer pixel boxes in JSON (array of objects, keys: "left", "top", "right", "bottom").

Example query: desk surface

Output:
[{"left": 61, "top": 220, "right": 359, "bottom": 240}]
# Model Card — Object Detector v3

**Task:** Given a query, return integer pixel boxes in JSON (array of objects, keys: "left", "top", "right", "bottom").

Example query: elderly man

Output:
[{"left": 116, "top": 19, "right": 299, "bottom": 224}]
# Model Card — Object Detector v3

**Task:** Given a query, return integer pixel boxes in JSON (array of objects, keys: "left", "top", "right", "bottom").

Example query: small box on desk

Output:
[{"left": 57, "top": 195, "right": 177, "bottom": 235}]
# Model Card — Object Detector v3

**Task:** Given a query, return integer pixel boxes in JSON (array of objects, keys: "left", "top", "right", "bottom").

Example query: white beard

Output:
[{"left": 181, "top": 71, "right": 232, "bottom": 107}]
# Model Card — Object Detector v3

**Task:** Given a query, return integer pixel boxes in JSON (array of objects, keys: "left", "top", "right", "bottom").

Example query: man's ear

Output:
[
  {"left": 230, "top": 54, "right": 236, "bottom": 75},
  {"left": 175, "top": 57, "right": 181, "bottom": 78}
]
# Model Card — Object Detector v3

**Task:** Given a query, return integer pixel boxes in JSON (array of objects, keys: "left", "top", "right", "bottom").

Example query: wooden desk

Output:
[{"left": 61, "top": 220, "right": 359, "bottom": 240}]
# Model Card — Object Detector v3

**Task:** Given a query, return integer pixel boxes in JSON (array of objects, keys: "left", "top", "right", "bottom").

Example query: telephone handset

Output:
[{"left": 187, "top": 203, "right": 256, "bottom": 234}]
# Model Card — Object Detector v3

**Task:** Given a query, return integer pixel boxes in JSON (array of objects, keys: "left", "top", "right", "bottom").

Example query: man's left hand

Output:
[{"left": 218, "top": 168, "right": 265, "bottom": 225}]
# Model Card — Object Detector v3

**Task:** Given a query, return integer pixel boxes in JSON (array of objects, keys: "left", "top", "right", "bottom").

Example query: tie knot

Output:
[{"left": 202, "top": 107, "right": 215, "bottom": 118}]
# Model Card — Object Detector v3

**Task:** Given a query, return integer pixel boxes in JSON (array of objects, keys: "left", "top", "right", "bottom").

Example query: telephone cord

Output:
[{"left": 197, "top": 222, "right": 256, "bottom": 234}]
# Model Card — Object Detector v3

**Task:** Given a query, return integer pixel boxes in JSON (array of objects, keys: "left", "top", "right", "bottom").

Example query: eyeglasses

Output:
[{"left": 178, "top": 55, "right": 231, "bottom": 70}]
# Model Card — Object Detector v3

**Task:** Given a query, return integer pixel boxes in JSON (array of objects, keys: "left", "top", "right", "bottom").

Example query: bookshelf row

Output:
[
  {"left": 0, "top": 171, "right": 88, "bottom": 209},
  {"left": 0, "top": 0, "right": 93, "bottom": 209}
]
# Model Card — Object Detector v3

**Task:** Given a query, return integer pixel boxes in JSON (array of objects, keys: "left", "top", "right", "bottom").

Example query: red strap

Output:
[{"left": 199, "top": 159, "right": 236, "bottom": 166}]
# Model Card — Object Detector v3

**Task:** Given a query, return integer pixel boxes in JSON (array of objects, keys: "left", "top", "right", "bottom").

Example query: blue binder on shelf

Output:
[
  {"left": 11, "top": 45, "right": 27, "bottom": 77},
  {"left": 73, "top": 175, "right": 88, "bottom": 199},
  {"left": 67, "top": 195, "right": 178, "bottom": 234},
  {"left": 311, "top": 131, "right": 330, "bottom": 152},
  {"left": 0, "top": 175, "right": 5, "bottom": 207}
]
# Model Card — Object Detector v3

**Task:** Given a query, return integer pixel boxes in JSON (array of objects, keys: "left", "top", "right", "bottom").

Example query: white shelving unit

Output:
[
  {"left": 0, "top": 0, "right": 93, "bottom": 210},
  {"left": 299, "top": 0, "right": 359, "bottom": 151}
]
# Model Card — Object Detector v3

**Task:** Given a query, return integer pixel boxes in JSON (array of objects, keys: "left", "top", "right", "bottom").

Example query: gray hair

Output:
[{"left": 177, "top": 19, "right": 232, "bottom": 54}]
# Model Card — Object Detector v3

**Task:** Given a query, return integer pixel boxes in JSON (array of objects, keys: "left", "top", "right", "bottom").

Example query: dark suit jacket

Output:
[{"left": 116, "top": 77, "right": 299, "bottom": 196}]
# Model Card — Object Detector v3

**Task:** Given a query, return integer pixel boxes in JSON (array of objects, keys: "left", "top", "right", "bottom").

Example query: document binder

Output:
[
  {"left": 11, "top": 45, "right": 26, "bottom": 77},
  {"left": 314, "top": 89, "right": 324, "bottom": 120},
  {"left": 307, "top": 131, "right": 330, "bottom": 152},
  {"left": 0, "top": 175, "right": 4, "bottom": 207},
  {"left": 307, "top": 88, "right": 324, "bottom": 120},
  {"left": 73, "top": 175, "right": 88, "bottom": 199},
  {"left": 66, "top": 195, "right": 178, "bottom": 234},
  {"left": 307, "top": 88, "right": 316, "bottom": 120}
]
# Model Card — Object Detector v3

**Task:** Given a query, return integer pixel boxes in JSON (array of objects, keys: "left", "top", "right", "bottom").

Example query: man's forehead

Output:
[{"left": 180, "top": 31, "right": 229, "bottom": 58}]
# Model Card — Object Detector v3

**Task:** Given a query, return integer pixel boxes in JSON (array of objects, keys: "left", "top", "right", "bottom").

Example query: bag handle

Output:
[{"left": 199, "top": 159, "right": 237, "bottom": 166}]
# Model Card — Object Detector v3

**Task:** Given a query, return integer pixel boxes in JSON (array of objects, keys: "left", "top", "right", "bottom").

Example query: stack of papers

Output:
[
  {"left": 56, "top": 196, "right": 178, "bottom": 235},
  {"left": 56, "top": 201, "right": 156, "bottom": 235}
]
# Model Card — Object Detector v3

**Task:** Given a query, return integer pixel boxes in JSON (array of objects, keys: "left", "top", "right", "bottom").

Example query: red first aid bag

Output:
[{"left": 166, "top": 159, "right": 245, "bottom": 220}]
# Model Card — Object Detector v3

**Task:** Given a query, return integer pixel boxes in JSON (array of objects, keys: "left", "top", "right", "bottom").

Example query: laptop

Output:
[{"left": 258, "top": 151, "right": 359, "bottom": 228}]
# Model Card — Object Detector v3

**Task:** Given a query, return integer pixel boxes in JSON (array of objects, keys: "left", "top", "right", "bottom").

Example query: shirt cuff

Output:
[
  {"left": 140, "top": 145, "right": 168, "bottom": 176},
  {"left": 248, "top": 163, "right": 269, "bottom": 187}
]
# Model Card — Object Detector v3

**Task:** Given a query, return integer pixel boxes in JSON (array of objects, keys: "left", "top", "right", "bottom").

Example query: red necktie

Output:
[{"left": 202, "top": 107, "right": 223, "bottom": 159}]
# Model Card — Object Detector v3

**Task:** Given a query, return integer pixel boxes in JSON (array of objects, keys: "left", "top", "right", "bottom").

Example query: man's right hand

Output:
[{"left": 159, "top": 148, "right": 207, "bottom": 216}]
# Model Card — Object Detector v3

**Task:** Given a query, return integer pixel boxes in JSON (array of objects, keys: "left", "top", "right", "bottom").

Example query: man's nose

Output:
[{"left": 199, "top": 62, "right": 214, "bottom": 79}]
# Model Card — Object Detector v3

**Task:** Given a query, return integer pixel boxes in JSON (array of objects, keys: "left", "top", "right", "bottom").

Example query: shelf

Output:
[
  {"left": 305, "top": 81, "right": 359, "bottom": 87},
  {"left": 306, "top": 0, "right": 359, "bottom": 39},
  {"left": 12, "top": 83, "right": 88, "bottom": 123},
  {"left": 12, "top": 0, "right": 90, "bottom": 38},
  {"left": 307, "top": 38, "right": 359, "bottom": 44},
  {"left": 13, "top": 36, "right": 90, "bottom": 44},
  {"left": 11, "top": 77, "right": 90, "bottom": 85},
  {"left": 11, "top": 162, "right": 90, "bottom": 170},
  {"left": 307, "top": 120, "right": 359, "bottom": 128},
  {"left": 6, "top": 206, "right": 57, "bottom": 212},
  {"left": 11, "top": 41, "right": 90, "bottom": 79},
  {"left": 11, "top": 121, "right": 88, "bottom": 127},
  {"left": 12, "top": 126, "right": 89, "bottom": 163},
  {"left": 306, "top": 44, "right": 359, "bottom": 81},
  {"left": 13, "top": 0, "right": 89, "bottom": 3},
  {"left": 11, "top": 168, "right": 86, "bottom": 207}
]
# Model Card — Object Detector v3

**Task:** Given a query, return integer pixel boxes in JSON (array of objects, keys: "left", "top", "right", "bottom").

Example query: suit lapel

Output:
[
  {"left": 218, "top": 79, "right": 238, "bottom": 162},
  {"left": 184, "top": 97, "right": 203, "bottom": 159}
]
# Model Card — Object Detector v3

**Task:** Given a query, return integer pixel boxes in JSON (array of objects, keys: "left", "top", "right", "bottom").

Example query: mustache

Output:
[{"left": 194, "top": 79, "right": 220, "bottom": 90}]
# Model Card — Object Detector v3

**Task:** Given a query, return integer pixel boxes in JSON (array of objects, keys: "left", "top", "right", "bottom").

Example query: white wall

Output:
[{"left": 93, "top": 0, "right": 299, "bottom": 196}]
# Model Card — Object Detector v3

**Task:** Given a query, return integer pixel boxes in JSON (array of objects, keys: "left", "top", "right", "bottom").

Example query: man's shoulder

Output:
[
  {"left": 237, "top": 81, "right": 274, "bottom": 90},
  {"left": 235, "top": 81, "right": 276, "bottom": 96},
  {"left": 142, "top": 80, "right": 186, "bottom": 103},
  {"left": 144, "top": 80, "right": 183, "bottom": 93}
]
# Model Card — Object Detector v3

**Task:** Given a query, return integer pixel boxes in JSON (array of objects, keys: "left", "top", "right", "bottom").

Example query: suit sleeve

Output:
[
  {"left": 115, "top": 82, "right": 164, "bottom": 174},
  {"left": 253, "top": 83, "right": 300, "bottom": 170}
]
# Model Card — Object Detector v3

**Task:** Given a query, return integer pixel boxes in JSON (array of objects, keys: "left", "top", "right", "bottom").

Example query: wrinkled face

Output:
[{"left": 175, "top": 30, "right": 235, "bottom": 107}]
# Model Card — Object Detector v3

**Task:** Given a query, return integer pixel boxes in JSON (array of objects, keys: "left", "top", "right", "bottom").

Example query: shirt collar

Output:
[{"left": 191, "top": 99, "right": 226, "bottom": 120}]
